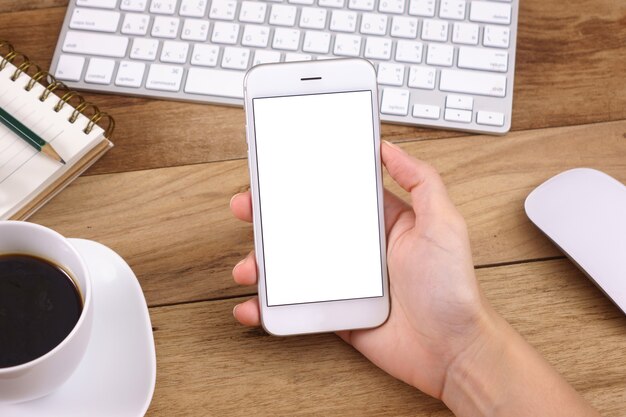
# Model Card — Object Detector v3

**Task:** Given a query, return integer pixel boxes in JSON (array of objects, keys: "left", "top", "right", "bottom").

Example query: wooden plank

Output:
[
  {"left": 29, "top": 120, "right": 626, "bottom": 306},
  {"left": 0, "top": 2, "right": 624, "bottom": 174},
  {"left": 409, "top": 121, "right": 626, "bottom": 265},
  {"left": 145, "top": 259, "right": 626, "bottom": 416},
  {"left": 513, "top": 0, "right": 626, "bottom": 128},
  {"left": 0, "top": 0, "right": 67, "bottom": 13}
]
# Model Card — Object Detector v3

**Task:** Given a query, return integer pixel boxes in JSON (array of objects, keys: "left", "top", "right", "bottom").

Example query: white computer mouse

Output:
[{"left": 525, "top": 168, "right": 626, "bottom": 315}]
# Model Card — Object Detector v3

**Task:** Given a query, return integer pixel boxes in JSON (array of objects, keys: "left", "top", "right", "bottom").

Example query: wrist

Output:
[
  {"left": 441, "top": 309, "right": 600, "bottom": 417},
  {"left": 441, "top": 308, "right": 512, "bottom": 417}
]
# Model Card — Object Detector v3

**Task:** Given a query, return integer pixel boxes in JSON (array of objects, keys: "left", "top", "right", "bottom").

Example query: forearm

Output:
[{"left": 441, "top": 309, "right": 599, "bottom": 417}]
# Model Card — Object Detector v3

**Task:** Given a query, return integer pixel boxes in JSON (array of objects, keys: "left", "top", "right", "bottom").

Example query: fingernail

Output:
[
  {"left": 229, "top": 193, "right": 239, "bottom": 208},
  {"left": 233, "top": 305, "right": 239, "bottom": 318},
  {"left": 234, "top": 258, "right": 246, "bottom": 270}
]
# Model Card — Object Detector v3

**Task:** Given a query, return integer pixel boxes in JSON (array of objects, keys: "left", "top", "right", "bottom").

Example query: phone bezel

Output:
[{"left": 243, "top": 58, "right": 389, "bottom": 336}]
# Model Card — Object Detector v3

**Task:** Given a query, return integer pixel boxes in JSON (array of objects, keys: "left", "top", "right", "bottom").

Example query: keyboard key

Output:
[
  {"left": 333, "top": 34, "right": 362, "bottom": 56},
  {"left": 76, "top": 0, "right": 117, "bottom": 8},
  {"left": 181, "top": 18, "right": 209, "bottom": 41},
  {"left": 150, "top": 0, "right": 178, "bottom": 15},
  {"left": 191, "top": 43, "right": 219, "bottom": 66},
  {"left": 440, "top": 69, "right": 506, "bottom": 97},
  {"left": 364, "top": 37, "right": 392, "bottom": 60},
  {"left": 239, "top": 1, "right": 267, "bottom": 23},
  {"left": 395, "top": 40, "right": 423, "bottom": 63},
  {"left": 426, "top": 44, "right": 453, "bottom": 66},
  {"left": 270, "top": 5, "right": 297, "bottom": 26},
  {"left": 300, "top": 7, "right": 327, "bottom": 29},
  {"left": 421, "top": 19, "right": 448, "bottom": 42},
  {"left": 160, "top": 41, "right": 189, "bottom": 63},
  {"left": 120, "top": 0, "right": 147, "bottom": 11},
  {"left": 121, "top": 13, "right": 150, "bottom": 35},
  {"left": 285, "top": 53, "right": 312, "bottom": 62},
  {"left": 151, "top": 16, "right": 180, "bottom": 38},
  {"left": 408, "top": 0, "right": 435, "bottom": 17},
  {"left": 377, "top": 63, "right": 405, "bottom": 86},
  {"left": 477, "top": 110, "right": 505, "bottom": 126},
  {"left": 380, "top": 88, "right": 409, "bottom": 115},
  {"left": 330, "top": 10, "right": 358, "bottom": 32},
  {"left": 289, "top": 0, "right": 315, "bottom": 4},
  {"left": 130, "top": 38, "right": 159, "bottom": 60},
  {"left": 70, "top": 8, "right": 120, "bottom": 32},
  {"left": 360, "top": 13, "right": 388, "bottom": 35},
  {"left": 211, "top": 22, "right": 240, "bottom": 44},
  {"left": 303, "top": 31, "right": 331, "bottom": 54},
  {"left": 379, "top": 0, "right": 406, "bottom": 14},
  {"left": 446, "top": 94, "right": 473, "bottom": 110},
  {"left": 483, "top": 25, "right": 510, "bottom": 48},
  {"left": 242, "top": 25, "right": 271, "bottom": 48},
  {"left": 319, "top": 0, "right": 345, "bottom": 7},
  {"left": 115, "top": 61, "right": 145, "bottom": 87},
  {"left": 54, "top": 55, "right": 85, "bottom": 81},
  {"left": 222, "top": 47, "right": 250, "bottom": 69},
  {"left": 62, "top": 31, "right": 128, "bottom": 57},
  {"left": 408, "top": 65, "right": 435, "bottom": 89},
  {"left": 390, "top": 16, "right": 418, "bottom": 38},
  {"left": 439, "top": 0, "right": 466, "bottom": 20},
  {"left": 412, "top": 103, "right": 440, "bottom": 119},
  {"left": 253, "top": 50, "right": 282, "bottom": 66},
  {"left": 452, "top": 22, "right": 479, "bottom": 45},
  {"left": 85, "top": 57, "right": 115, "bottom": 84},
  {"left": 272, "top": 28, "right": 301, "bottom": 50},
  {"left": 444, "top": 108, "right": 472, "bottom": 123},
  {"left": 146, "top": 64, "right": 184, "bottom": 91},
  {"left": 179, "top": 0, "right": 207, "bottom": 17},
  {"left": 470, "top": 1, "right": 512, "bottom": 25},
  {"left": 185, "top": 67, "right": 244, "bottom": 98},
  {"left": 209, "top": 0, "right": 237, "bottom": 20},
  {"left": 348, "top": 0, "right": 375, "bottom": 11},
  {"left": 458, "top": 46, "right": 508, "bottom": 72}
]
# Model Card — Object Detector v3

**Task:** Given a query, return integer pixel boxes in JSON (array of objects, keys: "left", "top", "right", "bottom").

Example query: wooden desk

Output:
[{"left": 2, "top": 1, "right": 625, "bottom": 415}]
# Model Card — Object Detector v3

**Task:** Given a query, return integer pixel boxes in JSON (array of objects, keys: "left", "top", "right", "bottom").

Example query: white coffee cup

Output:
[{"left": 0, "top": 221, "right": 93, "bottom": 404}]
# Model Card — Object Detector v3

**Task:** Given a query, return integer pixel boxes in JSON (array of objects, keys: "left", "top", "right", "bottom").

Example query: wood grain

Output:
[
  {"left": 0, "top": 1, "right": 624, "bottom": 174},
  {"left": 145, "top": 259, "right": 626, "bottom": 416},
  {"left": 514, "top": 0, "right": 626, "bottom": 128},
  {"left": 0, "top": 0, "right": 67, "bottom": 13},
  {"left": 29, "top": 120, "right": 626, "bottom": 307}
]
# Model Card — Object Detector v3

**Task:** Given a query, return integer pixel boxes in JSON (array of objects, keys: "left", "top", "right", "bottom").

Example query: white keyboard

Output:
[{"left": 51, "top": 0, "right": 519, "bottom": 134}]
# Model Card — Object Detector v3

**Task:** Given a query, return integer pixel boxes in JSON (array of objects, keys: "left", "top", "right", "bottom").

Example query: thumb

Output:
[{"left": 381, "top": 141, "right": 448, "bottom": 208}]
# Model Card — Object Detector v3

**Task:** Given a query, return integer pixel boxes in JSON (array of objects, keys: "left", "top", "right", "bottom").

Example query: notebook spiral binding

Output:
[{"left": 0, "top": 40, "right": 115, "bottom": 138}]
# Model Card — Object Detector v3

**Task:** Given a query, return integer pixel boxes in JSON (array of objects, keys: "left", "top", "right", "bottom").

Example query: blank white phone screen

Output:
[{"left": 252, "top": 90, "right": 384, "bottom": 307}]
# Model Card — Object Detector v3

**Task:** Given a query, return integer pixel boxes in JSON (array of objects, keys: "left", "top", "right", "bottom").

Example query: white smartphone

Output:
[{"left": 243, "top": 58, "right": 389, "bottom": 336}]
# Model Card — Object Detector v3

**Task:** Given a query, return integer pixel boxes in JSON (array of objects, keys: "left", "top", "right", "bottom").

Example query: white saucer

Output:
[{"left": 0, "top": 239, "right": 156, "bottom": 417}]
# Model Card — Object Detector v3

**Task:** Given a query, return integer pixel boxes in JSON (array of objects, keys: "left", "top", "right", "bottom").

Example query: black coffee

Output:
[{"left": 0, "top": 254, "right": 82, "bottom": 368}]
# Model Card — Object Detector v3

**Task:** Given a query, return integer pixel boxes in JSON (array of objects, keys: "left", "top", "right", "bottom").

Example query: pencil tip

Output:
[{"left": 60, "top": 158, "right": 66, "bottom": 165}]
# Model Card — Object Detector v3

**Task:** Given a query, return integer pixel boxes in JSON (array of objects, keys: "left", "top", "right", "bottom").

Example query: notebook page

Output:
[{"left": 0, "top": 60, "right": 105, "bottom": 219}]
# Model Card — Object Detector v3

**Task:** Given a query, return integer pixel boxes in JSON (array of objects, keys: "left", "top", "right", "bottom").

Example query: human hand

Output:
[
  {"left": 231, "top": 141, "right": 599, "bottom": 416},
  {"left": 230, "top": 141, "right": 492, "bottom": 399}
]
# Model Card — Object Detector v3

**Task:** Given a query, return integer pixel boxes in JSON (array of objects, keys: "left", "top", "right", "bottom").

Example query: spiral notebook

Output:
[{"left": 0, "top": 42, "right": 113, "bottom": 220}]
